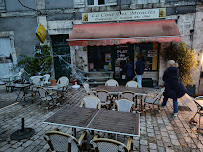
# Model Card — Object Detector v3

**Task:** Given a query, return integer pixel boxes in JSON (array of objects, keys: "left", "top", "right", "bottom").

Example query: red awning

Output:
[{"left": 68, "top": 20, "right": 181, "bottom": 46}]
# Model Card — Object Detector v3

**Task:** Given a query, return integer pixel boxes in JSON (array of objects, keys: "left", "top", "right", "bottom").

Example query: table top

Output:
[
  {"left": 44, "top": 105, "right": 98, "bottom": 129},
  {"left": 44, "top": 105, "right": 140, "bottom": 137},
  {"left": 43, "top": 84, "right": 66, "bottom": 90},
  {"left": 95, "top": 85, "right": 120, "bottom": 93},
  {"left": 195, "top": 98, "right": 203, "bottom": 107},
  {"left": 15, "top": 83, "right": 31, "bottom": 88},
  {"left": 94, "top": 85, "right": 155, "bottom": 95},
  {"left": 87, "top": 108, "right": 140, "bottom": 136}
]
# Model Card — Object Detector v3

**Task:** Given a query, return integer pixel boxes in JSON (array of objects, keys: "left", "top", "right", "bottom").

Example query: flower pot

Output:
[
  {"left": 50, "top": 79, "right": 56, "bottom": 86},
  {"left": 72, "top": 79, "right": 78, "bottom": 85}
]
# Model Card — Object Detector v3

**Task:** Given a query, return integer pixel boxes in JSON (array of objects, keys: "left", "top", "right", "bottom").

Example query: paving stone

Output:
[
  {"left": 12, "top": 147, "right": 24, "bottom": 152},
  {"left": 22, "top": 140, "right": 33, "bottom": 147},
  {"left": 171, "top": 139, "right": 180, "bottom": 146},
  {"left": 0, "top": 144, "right": 11, "bottom": 151},
  {"left": 140, "top": 139, "right": 148, "bottom": 146},
  {"left": 149, "top": 143, "right": 157, "bottom": 149},
  {"left": 4, "top": 148, "right": 15, "bottom": 152},
  {"left": 158, "top": 146, "right": 165, "bottom": 152}
]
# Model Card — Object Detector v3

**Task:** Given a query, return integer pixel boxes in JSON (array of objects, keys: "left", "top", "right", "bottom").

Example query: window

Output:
[
  {"left": 88, "top": 46, "right": 113, "bottom": 71},
  {"left": 134, "top": 43, "right": 158, "bottom": 71},
  {"left": 0, "top": 0, "right": 5, "bottom": 12},
  {"left": 87, "top": 0, "right": 117, "bottom": 6},
  {"left": 87, "top": 0, "right": 105, "bottom": 5}
]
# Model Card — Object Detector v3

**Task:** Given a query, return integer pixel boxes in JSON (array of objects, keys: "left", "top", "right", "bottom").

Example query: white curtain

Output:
[{"left": 0, "top": 37, "right": 12, "bottom": 57}]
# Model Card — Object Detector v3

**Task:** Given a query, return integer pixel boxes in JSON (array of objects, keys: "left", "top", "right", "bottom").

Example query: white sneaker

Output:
[
  {"left": 161, "top": 106, "right": 166, "bottom": 109},
  {"left": 174, "top": 113, "right": 178, "bottom": 117}
]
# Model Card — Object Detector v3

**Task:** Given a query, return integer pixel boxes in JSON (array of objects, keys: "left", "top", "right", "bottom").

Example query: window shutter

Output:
[
  {"left": 74, "top": 0, "right": 85, "bottom": 8},
  {"left": 151, "top": 0, "right": 159, "bottom": 3},
  {"left": 105, "top": 0, "right": 117, "bottom": 6},
  {"left": 137, "top": 0, "right": 148, "bottom": 4},
  {"left": 0, "top": 0, "right": 6, "bottom": 12}
]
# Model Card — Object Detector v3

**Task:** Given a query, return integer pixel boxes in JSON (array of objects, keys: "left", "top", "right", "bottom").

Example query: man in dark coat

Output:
[
  {"left": 123, "top": 57, "right": 135, "bottom": 81},
  {"left": 161, "top": 60, "right": 187, "bottom": 117}
]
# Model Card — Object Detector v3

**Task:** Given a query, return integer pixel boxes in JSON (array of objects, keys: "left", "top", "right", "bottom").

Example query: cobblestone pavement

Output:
[{"left": 0, "top": 85, "right": 202, "bottom": 152}]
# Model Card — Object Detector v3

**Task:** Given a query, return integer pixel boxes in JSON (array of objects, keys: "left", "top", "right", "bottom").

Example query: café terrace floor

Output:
[{"left": 0, "top": 85, "right": 202, "bottom": 152}]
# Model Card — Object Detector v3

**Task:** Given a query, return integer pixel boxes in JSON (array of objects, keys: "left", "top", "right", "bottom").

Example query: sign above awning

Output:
[{"left": 68, "top": 20, "right": 181, "bottom": 46}]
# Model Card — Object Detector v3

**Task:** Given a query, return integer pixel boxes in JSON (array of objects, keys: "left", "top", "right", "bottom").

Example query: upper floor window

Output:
[
  {"left": 0, "top": 0, "right": 5, "bottom": 12},
  {"left": 87, "top": 0, "right": 104, "bottom": 5},
  {"left": 87, "top": 0, "right": 117, "bottom": 6}
]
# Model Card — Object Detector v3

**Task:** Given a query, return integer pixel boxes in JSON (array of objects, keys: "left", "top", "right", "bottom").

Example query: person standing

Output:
[
  {"left": 161, "top": 60, "right": 187, "bottom": 117},
  {"left": 123, "top": 57, "right": 135, "bottom": 81},
  {"left": 135, "top": 54, "right": 145, "bottom": 88}
]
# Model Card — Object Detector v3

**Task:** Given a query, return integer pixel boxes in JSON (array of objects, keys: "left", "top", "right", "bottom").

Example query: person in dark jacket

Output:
[
  {"left": 123, "top": 57, "right": 135, "bottom": 81},
  {"left": 135, "top": 54, "right": 145, "bottom": 88},
  {"left": 161, "top": 60, "right": 187, "bottom": 117}
]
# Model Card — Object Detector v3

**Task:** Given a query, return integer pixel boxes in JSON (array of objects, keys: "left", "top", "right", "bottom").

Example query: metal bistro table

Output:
[
  {"left": 15, "top": 83, "right": 31, "bottom": 103},
  {"left": 43, "top": 105, "right": 140, "bottom": 150}
]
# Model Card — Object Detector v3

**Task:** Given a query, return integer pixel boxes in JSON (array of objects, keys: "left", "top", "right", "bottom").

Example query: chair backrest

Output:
[
  {"left": 57, "top": 76, "right": 69, "bottom": 86},
  {"left": 105, "top": 79, "right": 119, "bottom": 86},
  {"left": 45, "top": 131, "right": 79, "bottom": 152},
  {"left": 38, "top": 87, "right": 48, "bottom": 100},
  {"left": 115, "top": 98, "right": 134, "bottom": 112},
  {"left": 81, "top": 95, "right": 101, "bottom": 109},
  {"left": 83, "top": 82, "right": 90, "bottom": 93},
  {"left": 43, "top": 74, "right": 50, "bottom": 84},
  {"left": 121, "top": 91, "right": 135, "bottom": 101},
  {"left": 90, "top": 138, "right": 128, "bottom": 152},
  {"left": 31, "top": 77, "right": 41, "bottom": 86},
  {"left": 126, "top": 80, "right": 140, "bottom": 88},
  {"left": 96, "top": 90, "right": 109, "bottom": 103}
]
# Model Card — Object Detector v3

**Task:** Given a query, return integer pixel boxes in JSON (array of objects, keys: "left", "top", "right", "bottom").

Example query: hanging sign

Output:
[
  {"left": 82, "top": 8, "right": 166, "bottom": 23},
  {"left": 35, "top": 24, "right": 47, "bottom": 43}
]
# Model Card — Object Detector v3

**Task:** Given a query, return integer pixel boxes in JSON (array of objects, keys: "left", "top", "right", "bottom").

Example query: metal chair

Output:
[
  {"left": 83, "top": 82, "right": 95, "bottom": 95},
  {"left": 57, "top": 76, "right": 69, "bottom": 92},
  {"left": 114, "top": 98, "right": 134, "bottom": 112},
  {"left": 96, "top": 90, "right": 112, "bottom": 109},
  {"left": 90, "top": 135, "right": 132, "bottom": 152},
  {"left": 30, "top": 77, "right": 41, "bottom": 97},
  {"left": 44, "top": 130, "right": 86, "bottom": 152},
  {"left": 125, "top": 80, "right": 140, "bottom": 88},
  {"left": 105, "top": 79, "right": 119, "bottom": 86},
  {"left": 38, "top": 87, "right": 59, "bottom": 109},
  {"left": 80, "top": 95, "right": 101, "bottom": 109},
  {"left": 144, "top": 87, "right": 165, "bottom": 112},
  {"left": 189, "top": 96, "right": 203, "bottom": 133}
]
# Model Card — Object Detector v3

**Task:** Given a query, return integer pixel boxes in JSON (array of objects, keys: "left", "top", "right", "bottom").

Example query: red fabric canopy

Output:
[{"left": 68, "top": 20, "right": 181, "bottom": 46}]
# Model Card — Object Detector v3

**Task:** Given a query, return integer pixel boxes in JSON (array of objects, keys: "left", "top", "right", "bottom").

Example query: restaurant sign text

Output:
[{"left": 82, "top": 8, "right": 166, "bottom": 23}]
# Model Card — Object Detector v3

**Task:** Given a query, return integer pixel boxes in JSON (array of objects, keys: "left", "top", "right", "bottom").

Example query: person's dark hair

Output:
[{"left": 137, "top": 53, "right": 143, "bottom": 60}]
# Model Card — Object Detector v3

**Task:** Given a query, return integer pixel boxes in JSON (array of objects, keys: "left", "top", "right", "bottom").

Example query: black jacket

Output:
[
  {"left": 135, "top": 60, "right": 145, "bottom": 75},
  {"left": 163, "top": 67, "right": 187, "bottom": 99}
]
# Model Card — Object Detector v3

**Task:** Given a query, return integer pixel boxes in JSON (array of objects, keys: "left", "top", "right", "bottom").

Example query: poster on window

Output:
[
  {"left": 89, "top": 63, "right": 94, "bottom": 70},
  {"left": 105, "top": 53, "right": 111, "bottom": 62}
]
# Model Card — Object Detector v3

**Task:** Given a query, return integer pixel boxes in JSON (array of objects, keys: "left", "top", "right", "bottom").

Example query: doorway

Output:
[{"left": 51, "top": 35, "right": 71, "bottom": 80}]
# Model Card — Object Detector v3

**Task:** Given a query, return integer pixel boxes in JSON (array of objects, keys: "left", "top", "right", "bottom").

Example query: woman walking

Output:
[{"left": 161, "top": 60, "right": 187, "bottom": 117}]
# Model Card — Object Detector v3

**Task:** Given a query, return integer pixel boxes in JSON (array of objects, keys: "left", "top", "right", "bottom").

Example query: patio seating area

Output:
[{"left": 0, "top": 84, "right": 203, "bottom": 151}]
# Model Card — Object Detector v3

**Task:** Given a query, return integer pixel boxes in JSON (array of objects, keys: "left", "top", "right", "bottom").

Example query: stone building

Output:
[{"left": 0, "top": 0, "right": 203, "bottom": 94}]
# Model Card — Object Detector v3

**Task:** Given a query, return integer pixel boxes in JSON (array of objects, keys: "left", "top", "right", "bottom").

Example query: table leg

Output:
[
  {"left": 72, "top": 128, "right": 76, "bottom": 137},
  {"left": 15, "top": 88, "right": 22, "bottom": 102}
]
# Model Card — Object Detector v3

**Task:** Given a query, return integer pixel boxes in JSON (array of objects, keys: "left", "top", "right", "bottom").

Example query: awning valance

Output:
[{"left": 68, "top": 20, "right": 181, "bottom": 46}]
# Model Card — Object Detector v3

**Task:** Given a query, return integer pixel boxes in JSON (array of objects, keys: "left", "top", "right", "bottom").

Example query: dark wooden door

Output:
[{"left": 51, "top": 35, "right": 71, "bottom": 80}]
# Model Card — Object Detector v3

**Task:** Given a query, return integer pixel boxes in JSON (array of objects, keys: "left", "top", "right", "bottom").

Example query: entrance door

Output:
[
  {"left": 113, "top": 44, "right": 134, "bottom": 85},
  {"left": 51, "top": 35, "right": 71, "bottom": 80}
]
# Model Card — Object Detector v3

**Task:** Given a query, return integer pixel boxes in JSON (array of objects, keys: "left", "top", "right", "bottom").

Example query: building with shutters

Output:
[{"left": 0, "top": 0, "right": 203, "bottom": 94}]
